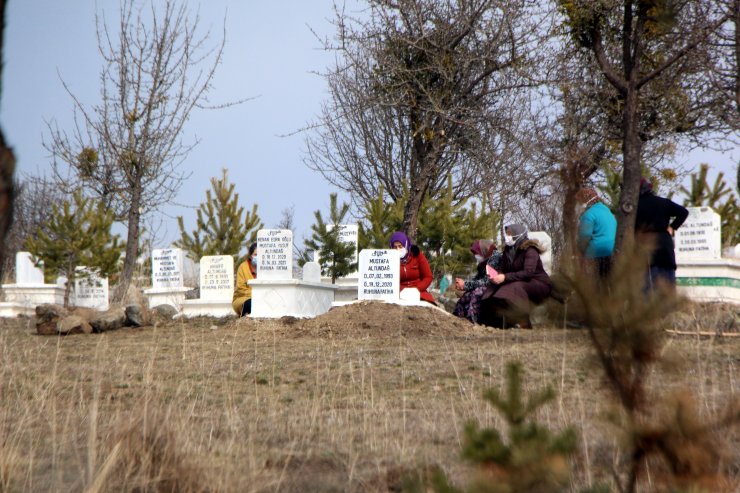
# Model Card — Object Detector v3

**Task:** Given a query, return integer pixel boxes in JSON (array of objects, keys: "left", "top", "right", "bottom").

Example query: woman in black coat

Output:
[{"left": 479, "top": 224, "right": 551, "bottom": 328}]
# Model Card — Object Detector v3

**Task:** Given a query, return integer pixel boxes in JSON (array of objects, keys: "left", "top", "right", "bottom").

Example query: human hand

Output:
[
  {"left": 492, "top": 273, "right": 505, "bottom": 284},
  {"left": 454, "top": 278, "right": 465, "bottom": 290},
  {"left": 667, "top": 226, "right": 674, "bottom": 236}
]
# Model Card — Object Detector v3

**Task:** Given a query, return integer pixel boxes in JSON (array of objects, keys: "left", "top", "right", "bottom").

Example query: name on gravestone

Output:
[
  {"left": 675, "top": 207, "right": 721, "bottom": 261},
  {"left": 256, "top": 229, "right": 293, "bottom": 280},
  {"left": 358, "top": 249, "right": 400, "bottom": 301},
  {"left": 199, "top": 255, "right": 234, "bottom": 301},
  {"left": 152, "top": 248, "right": 184, "bottom": 288},
  {"left": 74, "top": 267, "right": 109, "bottom": 309}
]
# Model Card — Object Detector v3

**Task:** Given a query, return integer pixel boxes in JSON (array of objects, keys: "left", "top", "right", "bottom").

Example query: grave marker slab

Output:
[
  {"left": 16, "top": 252, "right": 44, "bottom": 284},
  {"left": 74, "top": 267, "right": 109, "bottom": 310},
  {"left": 199, "top": 255, "right": 234, "bottom": 301},
  {"left": 152, "top": 248, "right": 184, "bottom": 288},
  {"left": 257, "top": 229, "right": 293, "bottom": 280},
  {"left": 675, "top": 207, "right": 721, "bottom": 261},
  {"left": 528, "top": 231, "right": 552, "bottom": 274},
  {"left": 302, "top": 261, "right": 321, "bottom": 283},
  {"left": 358, "top": 249, "right": 400, "bottom": 301}
]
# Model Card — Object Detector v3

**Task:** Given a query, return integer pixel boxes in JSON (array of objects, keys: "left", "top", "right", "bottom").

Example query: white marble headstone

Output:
[
  {"left": 302, "top": 261, "right": 321, "bottom": 283},
  {"left": 74, "top": 267, "right": 109, "bottom": 310},
  {"left": 152, "top": 248, "right": 184, "bottom": 288},
  {"left": 358, "top": 249, "right": 400, "bottom": 301},
  {"left": 16, "top": 252, "right": 44, "bottom": 284},
  {"left": 199, "top": 255, "right": 234, "bottom": 301},
  {"left": 528, "top": 231, "right": 552, "bottom": 274},
  {"left": 256, "top": 229, "right": 293, "bottom": 280},
  {"left": 675, "top": 207, "right": 722, "bottom": 261}
]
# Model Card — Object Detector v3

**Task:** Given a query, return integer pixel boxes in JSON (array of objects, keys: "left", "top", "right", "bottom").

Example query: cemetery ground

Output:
[{"left": 0, "top": 301, "right": 738, "bottom": 492}]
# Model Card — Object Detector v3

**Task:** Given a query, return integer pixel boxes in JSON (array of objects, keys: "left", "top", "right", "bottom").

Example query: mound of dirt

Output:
[{"left": 293, "top": 301, "right": 483, "bottom": 338}]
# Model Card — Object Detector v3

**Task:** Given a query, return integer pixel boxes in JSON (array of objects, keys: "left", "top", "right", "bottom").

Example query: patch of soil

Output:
[{"left": 293, "top": 301, "right": 483, "bottom": 338}]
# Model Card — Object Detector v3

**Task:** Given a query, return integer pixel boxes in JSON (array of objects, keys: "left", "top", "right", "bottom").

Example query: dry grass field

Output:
[{"left": 0, "top": 301, "right": 738, "bottom": 492}]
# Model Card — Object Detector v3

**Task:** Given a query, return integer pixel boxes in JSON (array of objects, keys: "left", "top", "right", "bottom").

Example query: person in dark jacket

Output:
[
  {"left": 452, "top": 239, "right": 503, "bottom": 323},
  {"left": 389, "top": 231, "right": 436, "bottom": 305},
  {"left": 634, "top": 177, "right": 689, "bottom": 290},
  {"left": 479, "top": 224, "right": 551, "bottom": 328}
]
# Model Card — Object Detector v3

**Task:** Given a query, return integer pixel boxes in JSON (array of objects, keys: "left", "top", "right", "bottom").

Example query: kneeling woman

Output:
[
  {"left": 390, "top": 231, "right": 436, "bottom": 305},
  {"left": 232, "top": 243, "right": 257, "bottom": 316},
  {"left": 481, "top": 224, "right": 551, "bottom": 327}
]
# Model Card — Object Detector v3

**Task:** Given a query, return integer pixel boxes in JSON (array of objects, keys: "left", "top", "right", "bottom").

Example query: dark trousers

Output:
[{"left": 240, "top": 299, "right": 252, "bottom": 317}]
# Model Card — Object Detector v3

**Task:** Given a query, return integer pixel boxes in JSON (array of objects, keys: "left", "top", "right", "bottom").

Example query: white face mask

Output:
[
  {"left": 396, "top": 247, "right": 407, "bottom": 258},
  {"left": 504, "top": 234, "right": 516, "bottom": 247},
  {"left": 474, "top": 254, "right": 484, "bottom": 263}
]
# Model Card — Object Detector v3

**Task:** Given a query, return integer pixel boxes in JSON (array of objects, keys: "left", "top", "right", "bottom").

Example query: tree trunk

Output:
[
  {"left": 615, "top": 87, "right": 643, "bottom": 252},
  {"left": 402, "top": 186, "right": 425, "bottom": 244},
  {"left": 0, "top": 0, "right": 15, "bottom": 286},
  {"left": 113, "top": 187, "right": 141, "bottom": 303},
  {"left": 63, "top": 274, "right": 72, "bottom": 308}
]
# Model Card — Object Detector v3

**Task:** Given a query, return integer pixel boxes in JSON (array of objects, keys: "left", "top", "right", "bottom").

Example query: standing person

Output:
[
  {"left": 635, "top": 178, "right": 689, "bottom": 290},
  {"left": 480, "top": 224, "right": 551, "bottom": 328},
  {"left": 389, "top": 231, "right": 436, "bottom": 305},
  {"left": 232, "top": 243, "right": 257, "bottom": 316},
  {"left": 575, "top": 187, "right": 617, "bottom": 279},
  {"left": 453, "top": 239, "right": 503, "bottom": 323}
]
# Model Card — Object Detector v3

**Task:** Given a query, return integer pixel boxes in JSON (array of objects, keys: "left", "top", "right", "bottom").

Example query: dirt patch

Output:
[{"left": 292, "top": 301, "right": 484, "bottom": 338}]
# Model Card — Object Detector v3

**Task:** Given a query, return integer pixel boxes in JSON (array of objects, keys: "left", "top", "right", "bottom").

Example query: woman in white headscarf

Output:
[{"left": 480, "top": 224, "right": 551, "bottom": 328}]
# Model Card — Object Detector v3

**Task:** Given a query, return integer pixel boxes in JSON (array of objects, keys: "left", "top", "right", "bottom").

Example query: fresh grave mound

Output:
[{"left": 295, "top": 300, "right": 481, "bottom": 338}]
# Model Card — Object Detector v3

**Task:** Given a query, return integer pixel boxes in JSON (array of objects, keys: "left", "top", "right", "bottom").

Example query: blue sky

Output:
[{"left": 1, "top": 1, "right": 737, "bottom": 252}]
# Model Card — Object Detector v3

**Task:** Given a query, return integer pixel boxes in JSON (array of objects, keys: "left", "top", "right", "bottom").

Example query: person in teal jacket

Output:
[{"left": 576, "top": 188, "right": 616, "bottom": 278}]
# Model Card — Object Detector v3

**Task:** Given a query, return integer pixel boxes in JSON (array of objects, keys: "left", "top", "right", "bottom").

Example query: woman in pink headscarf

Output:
[
  {"left": 389, "top": 231, "right": 436, "bottom": 304},
  {"left": 452, "top": 239, "right": 502, "bottom": 323}
]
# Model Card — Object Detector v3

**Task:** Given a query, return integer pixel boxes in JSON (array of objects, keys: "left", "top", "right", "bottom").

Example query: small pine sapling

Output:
[
  {"left": 25, "top": 191, "right": 123, "bottom": 307},
  {"left": 303, "top": 193, "right": 358, "bottom": 283}
]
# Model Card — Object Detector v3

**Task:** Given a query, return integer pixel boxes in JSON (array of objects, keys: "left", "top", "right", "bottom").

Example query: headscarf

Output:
[
  {"left": 470, "top": 239, "right": 496, "bottom": 262},
  {"left": 389, "top": 231, "right": 411, "bottom": 262},
  {"left": 504, "top": 223, "right": 528, "bottom": 263},
  {"left": 575, "top": 188, "right": 601, "bottom": 207},
  {"left": 639, "top": 177, "right": 653, "bottom": 195}
]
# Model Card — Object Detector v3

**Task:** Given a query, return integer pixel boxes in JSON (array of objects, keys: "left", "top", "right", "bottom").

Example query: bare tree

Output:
[
  {"left": 1, "top": 175, "right": 66, "bottom": 280},
  {"left": 305, "top": 0, "right": 546, "bottom": 241},
  {"left": 46, "top": 0, "right": 234, "bottom": 302},
  {"left": 559, "top": 0, "right": 731, "bottom": 250},
  {"left": 0, "top": 0, "right": 16, "bottom": 286}
]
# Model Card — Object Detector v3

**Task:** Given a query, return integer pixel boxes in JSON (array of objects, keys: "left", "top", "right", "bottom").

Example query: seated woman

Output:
[
  {"left": 232, "top": 243, "right": 257, "bottom": 316},
  {"left": 480, "top": 224, "right": 551, "bottom": 328},
  {"left": 390, "top": 231, "right": 436, "bottom": 305},
  {"left": 453, "top": 239, "right": 502, "bottom": 323}
]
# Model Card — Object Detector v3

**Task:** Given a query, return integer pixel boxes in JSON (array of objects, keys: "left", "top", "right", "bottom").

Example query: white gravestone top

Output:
[
  {"left": 16, "top": 251, "right": 44, "bottom": 284},
  {"left": 358, "top": 249, "right": 400, "bottom": 301},
  {"left": 199, "top": 255, "right": 234, "bottom": 301},
  {"left": 528, "top": 231, "right": 552, "bottom": 274},
  {"left": 302, "top": 261, "right": 321, "bottom": 283},
  {"left": 74, "top": 267, "right": 109, "bottom": 310},
  {"left": 152, "top": 248, "right": 184, "bottom": 289},
  {"left": 675, "top": 207, "right": 722, "bottom": 261},
  {"left": 257, "top": 229, "right": 293, "bottom": 280}
]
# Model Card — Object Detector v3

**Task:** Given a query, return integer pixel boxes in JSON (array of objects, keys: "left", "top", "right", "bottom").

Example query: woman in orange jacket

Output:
[
  {"left": 389, "top": 231, "right": 436, "bottom": 305},
  {"left": 232, "top": 243, "right": 257, "bottom": 316}
]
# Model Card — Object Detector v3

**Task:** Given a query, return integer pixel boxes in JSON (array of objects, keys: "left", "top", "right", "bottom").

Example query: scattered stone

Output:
[
  {"left": 35, "top": 304, "right": 69, "bottom": 335},
  {"left": 185, "top": 287, "right": 200, "bottom": 300},
  {"left": 152, "top": 304, "right": 178, "bottom": 320},
  {"left": 280, "top": 316, "right": 299, "bottom": 326},
  {"left": 89, "top": 308, "right": 127, "bottom": 333},
  {"left": 125, "top": 304, "right": 151, "bottom": 327},
  {"left": 57, "top": 315, "right": 93, "bottom": 335}
]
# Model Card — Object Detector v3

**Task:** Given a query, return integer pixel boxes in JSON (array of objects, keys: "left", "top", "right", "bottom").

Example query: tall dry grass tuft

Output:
[
  {"left": 0, "top": 443, "right": 21, "bottom": 493},
  {"left": 560, "top": 241, "right": 740, "bottom": 493},
  {"left": 95, "top": 407, "right": 206, "bottom": 493}
]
